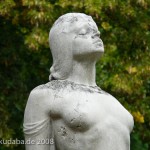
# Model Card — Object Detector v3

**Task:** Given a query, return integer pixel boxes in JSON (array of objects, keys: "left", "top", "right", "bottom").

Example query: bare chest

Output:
[{"left": 50, "top": 91, "right": 133, "bottom": 133}]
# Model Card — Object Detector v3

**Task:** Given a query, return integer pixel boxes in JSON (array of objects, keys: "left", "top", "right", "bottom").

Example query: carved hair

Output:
[{"left": 49, "top": 13, "right": 93, "bottom": 81}]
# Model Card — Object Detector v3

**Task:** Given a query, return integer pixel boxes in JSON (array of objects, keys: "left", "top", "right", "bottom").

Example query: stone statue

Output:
[{"left": 23, "top": 13, "right": 134, "bottom": 150}]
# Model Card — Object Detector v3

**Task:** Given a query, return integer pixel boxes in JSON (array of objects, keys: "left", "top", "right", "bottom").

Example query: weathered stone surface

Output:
[{"left": 23, "top": 13, "right": 134, "bottom": 150}]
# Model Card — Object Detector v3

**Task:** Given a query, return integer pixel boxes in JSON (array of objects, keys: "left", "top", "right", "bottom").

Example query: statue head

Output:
[{"left": 49, "top": 13, "right": 104, "bottom": 81}]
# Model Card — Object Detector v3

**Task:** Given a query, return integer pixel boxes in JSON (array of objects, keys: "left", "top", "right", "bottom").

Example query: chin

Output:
[
  {"left": 93, "top": 46, "right": 104, "bottom": 53},
  {"left": 93, "top": 47, "right": 104, "bottom": 59}
]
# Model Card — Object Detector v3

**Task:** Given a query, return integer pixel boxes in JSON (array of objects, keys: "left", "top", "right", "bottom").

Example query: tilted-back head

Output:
[{"left": 49, "top": 13, "right": 95, "bottom": 81}]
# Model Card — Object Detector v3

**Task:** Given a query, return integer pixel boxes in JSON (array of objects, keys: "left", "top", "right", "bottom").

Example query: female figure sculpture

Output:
[{"left": 23, "top": 13, "right": 134, "bottom": 150}]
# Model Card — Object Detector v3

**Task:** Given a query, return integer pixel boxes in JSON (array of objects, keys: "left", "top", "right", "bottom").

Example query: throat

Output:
[{"left": 67, "top": 60, "right": 96, "bottom": 86}]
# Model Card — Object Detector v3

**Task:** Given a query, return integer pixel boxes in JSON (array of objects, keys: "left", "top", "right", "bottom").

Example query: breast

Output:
[
  {"left": 51, "top": 91, "right": 106, "bottom": 132},
  {"left": 102, "top": 94, "right": 134, "bottom": 133},
  {"left": 50, "top": 90, "right": 134, "bottom": 134},
  {"left": 62, "top": 107, "right": 93, "bottom": 132}
]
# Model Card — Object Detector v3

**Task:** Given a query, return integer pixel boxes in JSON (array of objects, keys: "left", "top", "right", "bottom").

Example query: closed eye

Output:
[
  {"left": 79, "top": 28, "right": 92, "bottom": 36},
  {"left": 79, "top": 29, "right": 87, "bottom": 35}
]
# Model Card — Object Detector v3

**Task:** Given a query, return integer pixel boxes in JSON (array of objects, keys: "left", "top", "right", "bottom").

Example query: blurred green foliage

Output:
[{"left": 0, "top": 0, "right": 150, "bottom": 149}]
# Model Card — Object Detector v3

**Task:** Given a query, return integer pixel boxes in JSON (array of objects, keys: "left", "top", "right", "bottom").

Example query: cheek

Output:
[{"left": 72, "top": 37, "right": 92, "bottom": 54}]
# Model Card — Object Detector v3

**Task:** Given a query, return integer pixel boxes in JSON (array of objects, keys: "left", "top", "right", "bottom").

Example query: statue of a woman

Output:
[{"left": 23, "top": 13, "right": 134, "bottom": 150}]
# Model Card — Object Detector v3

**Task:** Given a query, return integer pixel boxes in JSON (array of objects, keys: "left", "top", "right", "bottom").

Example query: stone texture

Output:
[{"left": 23, "top": 13, "right": 134, "bottom": 150}]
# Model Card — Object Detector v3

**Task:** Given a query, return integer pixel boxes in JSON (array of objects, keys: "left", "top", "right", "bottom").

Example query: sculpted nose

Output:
[{"left": 92, "top": 31, "right": 100, "bottom": 39}]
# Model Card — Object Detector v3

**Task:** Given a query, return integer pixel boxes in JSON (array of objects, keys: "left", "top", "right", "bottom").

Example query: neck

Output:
[{"left": 67, "top": 60, "right": 97, "bottom": 86}]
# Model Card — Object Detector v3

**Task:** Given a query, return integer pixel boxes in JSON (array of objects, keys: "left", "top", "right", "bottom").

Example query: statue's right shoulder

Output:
[
  {"left": 33, "top": 82, "right": 53, "bottom": 90},
  {"left": 33, "top": 80, "right": 65, "bottom": 91},
  {"left": 26, "top": 82, "right": 57, "bottom": 113},
  {"left": 28, "top": 80, "right": 67, "bottom": 98},
  {"left": 28, "top": 82, "right": 56, "bottom": 100}
]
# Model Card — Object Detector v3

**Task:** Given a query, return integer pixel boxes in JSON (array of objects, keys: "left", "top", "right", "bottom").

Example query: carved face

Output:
[
  {"left": 49, "top": 13, "right": 104, "bottom": 80},
  {"left": 71, "top": 19, "right": 104, "bottom": 60}
]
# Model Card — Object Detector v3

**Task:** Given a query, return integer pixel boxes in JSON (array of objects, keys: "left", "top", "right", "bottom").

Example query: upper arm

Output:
[
  {"left": 24, "top": 88, "right": 51, "bottom": 123},
  {"left": 23, "top": 88, "right": 54, "bottom": 150}
]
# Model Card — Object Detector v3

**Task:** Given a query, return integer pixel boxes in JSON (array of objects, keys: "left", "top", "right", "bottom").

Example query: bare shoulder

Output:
[
  {"left": 24, "top": 83, "right": 55, "bottom": 127},
  {"left": 24, "top": 82, "right": 56, "bottom": 121},
  {"left": 29, "top": 82, "right": 55, "bottom": 98},
  {"left": 26, "top": 82, "right": 56, "bottom": 110},
  {"left": 27, "top": 80, "right": 73, "bottom": 104}
]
